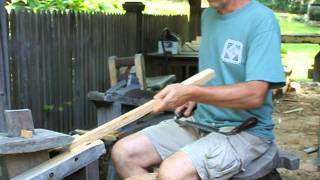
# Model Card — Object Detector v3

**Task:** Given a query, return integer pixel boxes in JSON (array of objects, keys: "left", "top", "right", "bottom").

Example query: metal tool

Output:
[
  {"left": 173, "top": 105, "right": 196, "bottom": 120},
  {"left": 174, "top": 110, "right": 258, "bottom": 135}
]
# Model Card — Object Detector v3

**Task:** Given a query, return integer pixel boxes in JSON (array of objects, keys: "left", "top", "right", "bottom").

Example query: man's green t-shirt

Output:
[{"left": 194, "top": 0, "right": 285, "bottom": 140}]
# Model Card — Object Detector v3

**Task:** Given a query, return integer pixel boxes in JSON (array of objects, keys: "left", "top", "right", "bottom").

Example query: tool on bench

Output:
[{"left": 174, "top": 107, "right": 258, "bottom": 135}]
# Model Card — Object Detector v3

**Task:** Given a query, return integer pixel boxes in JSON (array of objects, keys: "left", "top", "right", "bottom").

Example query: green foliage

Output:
[
  {"left": 6, "top": 0, "right": 190, "bottom": 15},
  {"left": 258, "top": 0, "right": 313, "bottom": 14},
  {"left": 43, "top": 104, "right": 54, "bottom": 113},
  {"left": 6, "top": 0, "right": 124, "bottom": 13}
]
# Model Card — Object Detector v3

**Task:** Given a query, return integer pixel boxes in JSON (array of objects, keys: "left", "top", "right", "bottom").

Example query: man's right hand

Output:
[{"left": 175, "top": 101, "right": 197, "bottom": 117}]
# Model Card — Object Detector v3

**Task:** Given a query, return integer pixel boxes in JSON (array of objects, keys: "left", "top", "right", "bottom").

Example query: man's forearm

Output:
[{"left": 189, "top": 81, "right": 269, "bottom": 109}]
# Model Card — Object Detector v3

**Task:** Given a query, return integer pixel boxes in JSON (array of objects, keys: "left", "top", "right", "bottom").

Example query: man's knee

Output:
[
  {"left": 159, "top": 154, "right": 199, "bottom": 180},
  {"left": 112, "top": 133, "right": 161, "bottom": 167},
  {"left": 111, "top": 136, "right": 136, "bottom": 163},
  {"left": 159, "top": 159, "right": 178, "bottom": 180}
]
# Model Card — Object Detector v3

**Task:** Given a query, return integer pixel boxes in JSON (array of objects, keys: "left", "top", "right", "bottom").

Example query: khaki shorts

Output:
[{"left": 140, "top": 117, "right": 272, "bottom": 180}]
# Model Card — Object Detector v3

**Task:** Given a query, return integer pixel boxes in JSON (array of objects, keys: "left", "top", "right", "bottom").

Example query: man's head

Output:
[
  {"left": 207, "top": 0, "right": 249, "bottom": 13},
  {"left": 207, "top": 0, "right": 231, "bottom": 10}
]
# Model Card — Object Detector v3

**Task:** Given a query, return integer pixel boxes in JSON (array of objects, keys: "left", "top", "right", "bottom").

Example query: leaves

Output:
[{"left": 6, "top": 0, "right": 124, "bottom": 13}]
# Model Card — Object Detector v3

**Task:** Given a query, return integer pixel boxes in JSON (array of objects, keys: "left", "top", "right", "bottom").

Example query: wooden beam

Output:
[
  {"left": 134, "top": 54, "right": 147, "bottom": 90},
  {"left": 281, "top": 34, "right": 320, "bottom": 44},
  {"left": 70, "top": 68, "right": 215, "bottom": 150},
  {"left": 108, "top": 56, "right": 118, "bottom": 86}
]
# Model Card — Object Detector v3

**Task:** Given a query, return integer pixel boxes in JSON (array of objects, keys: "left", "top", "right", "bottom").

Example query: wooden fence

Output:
[{"left": 4, "top": 10, "right": 189, "bottom": 133}]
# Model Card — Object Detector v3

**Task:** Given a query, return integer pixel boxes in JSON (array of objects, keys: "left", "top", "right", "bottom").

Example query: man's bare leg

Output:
[
  {"left": 159, "top": 151, "right": 200, "bottom": 180},
  {"left": 111, "top": 133, "right": 162, "bottom": 179}
]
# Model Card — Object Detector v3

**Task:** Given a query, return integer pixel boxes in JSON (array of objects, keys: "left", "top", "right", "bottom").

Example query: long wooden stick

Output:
[{"left": 70, "top": 68, "right": 215, "bottom": 150}]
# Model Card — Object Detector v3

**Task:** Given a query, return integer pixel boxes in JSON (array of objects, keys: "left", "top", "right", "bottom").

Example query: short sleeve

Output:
[{"left": 245, "top": 29, "right": 286, "bottom": 89}]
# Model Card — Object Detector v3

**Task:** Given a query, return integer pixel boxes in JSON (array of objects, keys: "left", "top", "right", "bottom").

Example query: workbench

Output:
[{"left": 146, "top": 52, "right": 198, "bottom": 82}]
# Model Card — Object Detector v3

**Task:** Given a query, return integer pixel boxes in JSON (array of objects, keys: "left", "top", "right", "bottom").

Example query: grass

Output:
[
  {"left": 277, "top": 13, "right": 320, "bottom": 34},
  {"left": 276, "top": 13, "right": 320, "bottom": 81}
]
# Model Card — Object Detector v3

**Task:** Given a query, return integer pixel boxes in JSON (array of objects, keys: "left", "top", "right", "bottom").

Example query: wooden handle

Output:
[{"left": 70, "top": 68, "right": 215, "bottom": 150}]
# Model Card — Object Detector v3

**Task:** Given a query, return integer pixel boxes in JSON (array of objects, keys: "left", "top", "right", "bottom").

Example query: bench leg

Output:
[
  {"left": 64, "top": 160, "right": 100, "bottom": 180},
  {"left": 313, "top": 51, "right": 320, "bottom": 82}
]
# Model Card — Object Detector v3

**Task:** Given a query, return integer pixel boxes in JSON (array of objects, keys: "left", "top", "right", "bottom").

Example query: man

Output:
[{"left": 112, "top": 0, "right": 285, "bottom": 179}]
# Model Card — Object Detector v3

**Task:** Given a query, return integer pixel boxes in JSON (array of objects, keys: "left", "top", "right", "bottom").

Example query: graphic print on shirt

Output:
[{"left": 221, "top": 39, "right": 243, "bottom": 64}]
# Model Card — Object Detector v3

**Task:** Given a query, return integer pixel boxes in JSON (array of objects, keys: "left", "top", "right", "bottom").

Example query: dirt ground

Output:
[{"left": 273, "top": 81, "right": 320, "bottom": 180}]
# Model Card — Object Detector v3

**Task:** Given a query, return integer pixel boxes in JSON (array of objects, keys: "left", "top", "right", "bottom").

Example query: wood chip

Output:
[
  {"left": 20, "top": 129, "right": 33, "bottom": 138},
  {"left": 126, "top": 173, "right": 159, "bottom": 180},
  {"left": 281, "top": 98, "right": 298, "bottom": 102},
  {"left": 283, "top": 108, "right": 304, "bottom": 114}
]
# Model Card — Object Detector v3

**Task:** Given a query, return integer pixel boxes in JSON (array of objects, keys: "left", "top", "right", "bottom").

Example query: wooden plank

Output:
[
  {"left": 12, "top": 140, "right": 105, "bottom": 180},
  {"left": 19, "top": 10, "right": 29, "bottom": 109},
  {"left": 44, "top": 11, "right": 52, "bottom": 130},
  {"left": 0, "top": 129, "right": 73, "bottom": 154},
  {"left": 281, "top": 34, "right": 320, "bottom": 44},
  {"left": 56, "top": 10, "right": 62, "bottom": 131},
  {"left": 134, "top": 54, "right": 147, "bottom": 90},
  {"left": 33, "top": 11, "right": 43, "bottom": 128},
  {"left": 73, "top": 12, "right": 85, "bottom": 130},
  {"left": 108, "top": 56, "right": 118, "bottom": 86},
  {"left": 28, "top": 11, "right": 40, "bottom": 129},
  {"left": 0, "top": 0, "right": 11, "bottom": 132},
  {"left": 84, "top": 12, "right": 89, "bottom": 129},
  {"left": 38, "top": 10, "right": 46, "bottom": 128},
  {"left": 9, "top": 10, "right": 18, "bottom": 109}
]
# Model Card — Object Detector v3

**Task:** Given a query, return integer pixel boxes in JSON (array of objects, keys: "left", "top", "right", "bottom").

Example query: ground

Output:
[{"left": 273, "top": 81, "right": 320, "bottom": 179}]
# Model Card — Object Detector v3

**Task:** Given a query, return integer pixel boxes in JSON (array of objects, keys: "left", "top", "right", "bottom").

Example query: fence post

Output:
[
  {"left": 188, "top": 0, "right": 201, "bottom": 41},
  {"left": 0, "top": 0, "right": 10, "bottom": 132},
  {"left": 123, "top": 2, "right": 145, "bottom": 53},
  {"left": 313, "top": 51, "right": 320, "bottom": 82}
]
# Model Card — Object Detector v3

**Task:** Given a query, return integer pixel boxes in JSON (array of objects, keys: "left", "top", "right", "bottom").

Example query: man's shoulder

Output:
[
  {"left": 248, "top": 1, "right": 280, "bottom": 33},
  {"left": 250, "top": 1, "right": 278, "bottom": 24},
  {"left": 201, "top": 7, "right": 215, "bottom": 20}
]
